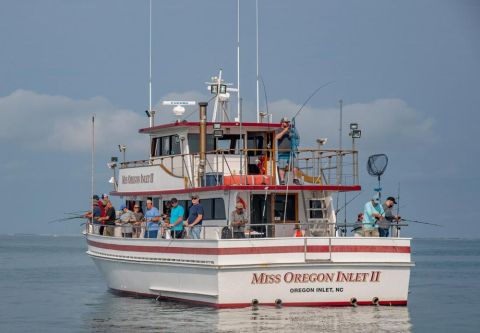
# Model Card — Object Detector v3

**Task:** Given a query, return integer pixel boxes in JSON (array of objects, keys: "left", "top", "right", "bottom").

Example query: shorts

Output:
[
  {"left": 362, "top": 227, "right": 379, "bottom": 237},
  {"left": 277, "top": 152, "right": 294, "bottom": 169}
]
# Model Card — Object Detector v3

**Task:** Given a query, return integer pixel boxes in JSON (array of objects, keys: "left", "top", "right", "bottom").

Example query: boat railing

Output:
[
  {"left": 118, "top": 147, "right": 359, "bottom": 187},
  {"left": 86, "top": 220, "right": 408, "bottom": 240}
]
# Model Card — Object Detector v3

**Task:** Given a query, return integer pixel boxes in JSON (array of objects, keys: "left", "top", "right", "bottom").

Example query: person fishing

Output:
[
  {"left": 275, "top": 117, "right": 300, "bottom": 185},
  {"left": 362, "top": 195, "right": 385, "bottom": 237},
  {"left": 379, "top": 196, "right": 401, "bottom": 237}
]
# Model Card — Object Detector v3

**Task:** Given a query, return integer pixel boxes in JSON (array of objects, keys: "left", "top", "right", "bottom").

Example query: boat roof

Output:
[{"left": 139, "top": 121, "right": 282, "bottom": 134}]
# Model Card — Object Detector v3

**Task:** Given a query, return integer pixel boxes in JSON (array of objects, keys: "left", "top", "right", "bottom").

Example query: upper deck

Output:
[{"left": 112, "top": 120, "right": 360, "bottom": 196}]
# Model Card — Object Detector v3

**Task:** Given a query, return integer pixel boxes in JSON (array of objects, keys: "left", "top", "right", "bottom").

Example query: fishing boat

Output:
[
  {"left": 85, "top": 2, "right": 413, "bottom": 308},
  {"left": 85, "top": 76, "right": 413, "bottom": 308}
]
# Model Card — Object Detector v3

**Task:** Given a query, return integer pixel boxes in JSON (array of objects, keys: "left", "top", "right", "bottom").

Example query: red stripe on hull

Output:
[
  {"left": 110, "top": 184, "right": 361, "bottom": 197},
  {"left": 88, "top": 239, "right": 410, "bottom": 255},
  {"left": 109, "top": 288, "right": 407, "bottom": 308}
]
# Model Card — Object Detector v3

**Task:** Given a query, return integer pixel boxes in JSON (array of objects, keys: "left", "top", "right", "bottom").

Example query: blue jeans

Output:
[
  {"left": 190, "top": 225, "right": 202, "bottom": 239},
  {"left": 379, "top": 228, "right": 389, "bottom": 237},
  {"left": 144, "top": 230, "right": 158, "bottom": 238}
]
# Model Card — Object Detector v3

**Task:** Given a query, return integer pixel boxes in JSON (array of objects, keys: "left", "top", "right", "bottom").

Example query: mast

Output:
[
  {"left": 236, "top": 0, "right": 241, "bottom": 121},
  {"left": 91, "top": 116, "right": 95, "bottom": 216},
  {"left": 256, "top": 0, "right": 259, "bottom": 122},
  {"left": 148, "top": 0, "right": 155, "bottom": 128}
]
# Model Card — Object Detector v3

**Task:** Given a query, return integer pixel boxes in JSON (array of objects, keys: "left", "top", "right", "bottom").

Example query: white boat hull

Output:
[{"left": 87, "top": 234, "right": 413, "bottom": 308}]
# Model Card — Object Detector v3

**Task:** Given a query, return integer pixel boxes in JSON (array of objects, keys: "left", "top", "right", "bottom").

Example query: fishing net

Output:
[{"left": 367, "top": 154, "right": 388, "bottom": 177}]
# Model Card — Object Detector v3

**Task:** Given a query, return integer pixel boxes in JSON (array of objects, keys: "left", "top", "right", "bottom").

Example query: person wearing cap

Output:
[
  {"left": 144, "top": 199, "right": 161, "bottom": 238},
  {"left": 132, "top": 203, "right": 144, "bottom": 238},
  {"left": 379, "top": 196, "right": 401, "bottom": 237},
  {"left": 187, "top": 195, "right": 204, "bottom": 239},
  {"left": 92, "top": 194, "right": 106, "bottom": 218},
  {"left": 362, "top": 195, "right": 385, "bottom": 237},
  {"left": 230, "top": 202, "right": 249, "bottom": 238},
  {"left": 167, "top": 198, "right": 185, "bottom": 239},
  {"left": 97, "top": 200, "right": 116, "bottom": 236},
  {"left": 84, "top": 196, "right": 102, "bottom": 234},
  {"left": 275, "top": 117, "right": 300, "bottom": 185},
  {"left": 119, "top": 204, "right": 135, "bottom": 238}
]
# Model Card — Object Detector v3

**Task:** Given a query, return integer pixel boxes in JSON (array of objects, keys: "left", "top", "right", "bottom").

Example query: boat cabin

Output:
[{"left": 109, "top": 103, "right": 361, "bottom": 239}]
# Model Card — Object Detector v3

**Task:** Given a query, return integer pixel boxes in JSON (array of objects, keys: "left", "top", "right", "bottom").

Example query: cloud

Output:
[
  {"left": 268, "top": 98, "right": 437, "bottom": 152},
  {"left": 0, "top": 89, "right": 207, "bottom": 155},
  {"left": 0, "top": 90, "right": 435, "bottom": 159},
  {"left": 0, "top": 90, "right": 146, "bottom": 154}
]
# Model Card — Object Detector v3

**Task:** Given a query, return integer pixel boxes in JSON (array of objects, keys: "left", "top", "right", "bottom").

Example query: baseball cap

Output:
[
  {"left": 280, "top": 117, "right": 290, "bottom": 123},
  {"left": 386, "top": 196, "right": 397, "bottom": 204}
]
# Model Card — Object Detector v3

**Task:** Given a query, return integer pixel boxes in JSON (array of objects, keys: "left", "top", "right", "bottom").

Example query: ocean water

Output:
[{"left": 0, "top": 235, "right": 479, "bottom": 333}]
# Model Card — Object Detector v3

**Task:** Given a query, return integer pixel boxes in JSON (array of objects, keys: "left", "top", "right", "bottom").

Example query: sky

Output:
[{"left": 0, "top": 0, "right": 479, "bottom": 237}]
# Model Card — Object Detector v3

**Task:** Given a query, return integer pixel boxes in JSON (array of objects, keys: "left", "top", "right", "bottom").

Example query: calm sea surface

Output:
[{"left": 0, "top": 235, "right": 479, "bottom": 332}]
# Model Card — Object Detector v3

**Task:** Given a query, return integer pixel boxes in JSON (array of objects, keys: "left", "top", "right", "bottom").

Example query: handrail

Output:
[
  {"left": 118, "top": 147, "right": 359, "bottom": 187},
  {"left": 86, "top": 220, "right": 408, "bottom": 239}
]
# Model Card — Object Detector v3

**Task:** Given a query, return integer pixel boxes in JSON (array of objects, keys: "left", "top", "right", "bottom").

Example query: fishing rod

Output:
[
  {"left": 291, "top": 81, "right": 335, "bottom": 121},
  {"left": 48, "top": 215, "right": 85, "bottom": 224},
  {"left": 335, "top": 191, "right": 363, "bottom": 215},
  {"left": 400, "top": 218, "right": 443, "bottom": 227}
]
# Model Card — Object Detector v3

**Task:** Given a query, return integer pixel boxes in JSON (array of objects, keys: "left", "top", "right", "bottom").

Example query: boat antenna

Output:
[
  {"left": 91, "top": 115, "right": 95, "bottom": 221},
  {"left": 259, "top": 75, "right": 269, "bottom": 117},
  {"left": 145, "top": 0, "right": 156, "bottom": 128},
  {"left": 367, "top": 154, "right": 388, "bottom": 199},
  {"left": 256, "top": 0, "right": 260, "bottom": 122},
  {"left": 236, "top": 0, "right": 241, "bottom": 121},
  {"left": 396, "top": 182, "right": 401, "bottom": 217},
  {"left": 291, "top": 81, "right": 334, "bottom": 121}
]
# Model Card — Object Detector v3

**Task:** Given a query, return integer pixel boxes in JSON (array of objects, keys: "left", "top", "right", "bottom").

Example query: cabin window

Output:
[
  {"left": 188, "top": 134, "right": 214, "bottom": 153},
  {"left": 165, "top": 198, "right": 226, "bottom": 220},
  {"left": 215, "top": 135, "right": 241, "bottom": 154},
  {"left": 161, "top": 136, "right": 170, "bottom": 156},
  {"left": 151, "top": 135, "right": 182, "bottom": 157},
  {"left": 273, "top": 194, "right": 297, "bottom": 222}
]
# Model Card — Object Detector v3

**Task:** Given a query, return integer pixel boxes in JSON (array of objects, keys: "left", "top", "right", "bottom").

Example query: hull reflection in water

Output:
[{"left": 85, "top": 292, "right": 411, "bottom": 332}]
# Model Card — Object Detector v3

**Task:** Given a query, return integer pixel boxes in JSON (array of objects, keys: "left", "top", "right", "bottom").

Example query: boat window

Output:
[
  {"left": 171, "top": 135, "right": 181, "bottom": 155},
  {"left": 188, "top": 134, "right": 214, "bottom": 153},
  {"left": 274, "top": 194, "right": 296, "bottom": 222},
  {"left": 213, "top": 198, "right": 226, "bottom": 219},
  {"left": 151, "top": 135, "right": 182, "bottom": 157},
  {"left": 161, "top": 136, "right": 170, "bottom": 156},
  {"left": 215, "top": 135, "right": 240, "bottom": 154},
  {"left": 199, "top": 198, "right": 226, "bottom": 220},
  {"left": 170, "top": 198, "right": 225, "bottom": 220}
]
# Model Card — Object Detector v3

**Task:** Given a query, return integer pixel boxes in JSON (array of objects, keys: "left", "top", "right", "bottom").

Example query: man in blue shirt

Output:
[
  {"left": 167, "top": 198, "right": 185, "bottom": 239},
  {"left": 362, "top": 195, "right": 385, "bottom": 237},
  {"left": 84, "top": 197, "right": 102, "bottom": 234},
  {"left": 144, "top": 199, "right": 161, "bottom": 238},
  {"left": 187, "top": 195, "right": 204, "bottom": 239}
]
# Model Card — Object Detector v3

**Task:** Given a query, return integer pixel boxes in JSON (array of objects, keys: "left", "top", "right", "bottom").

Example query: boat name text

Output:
[
  {"left": 122, "top": 173, "right": 155, "bottom": 184},
  {"left": 251, "top": 271, "right": 381, "bottom": 285}
]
